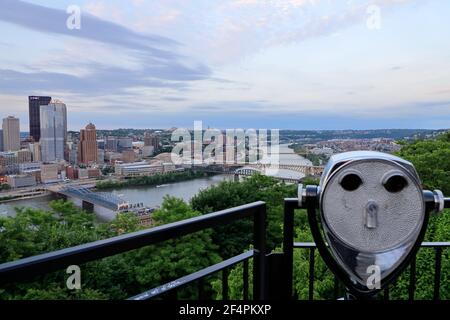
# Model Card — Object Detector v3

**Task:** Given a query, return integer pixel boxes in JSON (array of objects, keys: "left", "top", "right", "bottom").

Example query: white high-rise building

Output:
[
  {"left": 2, "top": 116, "right": 20, "bottom": 152},
  {"left": 40, "top": 100, "right": 67, "bottom": 162}
]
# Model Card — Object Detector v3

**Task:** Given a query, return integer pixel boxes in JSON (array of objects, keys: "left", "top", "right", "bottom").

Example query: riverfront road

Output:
[{"left": 0, "top": 179, "right": 99, "bottom": 202}]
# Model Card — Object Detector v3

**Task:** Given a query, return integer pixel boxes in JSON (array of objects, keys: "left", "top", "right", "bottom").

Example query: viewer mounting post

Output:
[{"left": 253, "top": 202, "right": 268, "bottom": 300}]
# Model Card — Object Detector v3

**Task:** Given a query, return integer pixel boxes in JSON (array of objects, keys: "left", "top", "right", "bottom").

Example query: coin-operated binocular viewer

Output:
[{"left": 295, "top": 151, "right": 448, "bottom": 299}]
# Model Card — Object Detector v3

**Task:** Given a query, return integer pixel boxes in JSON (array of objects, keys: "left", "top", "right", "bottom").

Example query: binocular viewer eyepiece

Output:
[{"left": 299, "top": 151, "right": 447, "bottom": 298}]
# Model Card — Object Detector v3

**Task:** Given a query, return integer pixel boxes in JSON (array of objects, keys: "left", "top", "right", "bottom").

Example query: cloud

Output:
[
  {"left": 208, "top": 0, "right": 417, "bottom": 63},
  {"left": 0, "top": 67, "right": 189, "bottom": 95},
  {"left": 42, "top": 0, "right": 418, "bottom": 66},
  {"left": 0, "top": 0, "right": 212, "bottom": 96},
  {"left": 0, "top": 0, "right": 177, "bottom": 53},
  {"left": 163, "top": 96, "right": 187, "bottom": 102},
  {"left": 238, "top": 0, "right": 412, "bottom": 49},
  {"left": 0, "top": 0, "right": 448, "bottom": 131}
]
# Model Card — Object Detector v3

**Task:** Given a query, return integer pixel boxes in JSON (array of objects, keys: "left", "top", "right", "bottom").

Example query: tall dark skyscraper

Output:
[{"left": 29, "top": 96, "right": 51, "bottom": 142}]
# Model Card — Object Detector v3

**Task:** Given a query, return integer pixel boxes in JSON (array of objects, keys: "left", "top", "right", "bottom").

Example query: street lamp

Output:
[{"left": 300, "top": 151, "right": 446, "bottom": 299}]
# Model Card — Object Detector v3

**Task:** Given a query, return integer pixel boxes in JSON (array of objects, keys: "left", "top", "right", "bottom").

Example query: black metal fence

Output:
[
  {"left": 292, "top": 242, "right": 449, "bottom": 300},
  {"left": 0, "top": 197, "right": 449, "bottom": 300},
  {"left": 130, "top": 250, "right": 253, "bottom": 300},
  {"left": 0, "top": 201, "right": 268, "bottom": 300}
]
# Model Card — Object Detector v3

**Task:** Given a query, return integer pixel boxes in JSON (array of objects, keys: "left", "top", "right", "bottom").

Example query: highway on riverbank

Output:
[{"left": 0, "top": 178, "right": 100, "bottom": 202}]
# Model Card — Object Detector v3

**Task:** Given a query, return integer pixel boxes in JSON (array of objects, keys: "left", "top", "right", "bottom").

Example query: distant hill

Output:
[{"left": 280, "top": 129, "right": 448, "bottom": 143}]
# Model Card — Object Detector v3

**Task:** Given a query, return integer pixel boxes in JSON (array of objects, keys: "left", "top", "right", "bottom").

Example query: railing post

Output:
[
  {"left": 333, "top": 276, "right": 339, "bottom": 300},
  {"left": 308, "top": 247, "right": 315, "bottom": 300},
  {"left": 222, "top": 268, "right": 229, "bottom": 300},
  {"left": 282, "top": 200, "right": 295, "bottom": 299},
  {"left": 253, "top": 203, "right": 268, "bottom": 300},
  {"left": 197, "top": 279, "right": 205, "bottom": 300},
  {"left": 433, "top": 247, "right": 442, "bottom": 300},
  {"left": 408, "top": 257, "right": 416, "bottom": 300},
  {"left": 243, "top": 260, "right": 249, "bottom": 300}
]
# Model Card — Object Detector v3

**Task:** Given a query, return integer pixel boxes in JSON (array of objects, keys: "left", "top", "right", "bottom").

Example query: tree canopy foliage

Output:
[
  {"left": 96, "top": 170, "right": 206, "bottom": 190},
  {"left": 191, "top": 174, "right": 296, "bottom": 258},
  {"left": 396, "top": 131, "right": 450, "bottom": 195},
  {"left": 0, "top": 198, "right": 218, "bottom": 300}
]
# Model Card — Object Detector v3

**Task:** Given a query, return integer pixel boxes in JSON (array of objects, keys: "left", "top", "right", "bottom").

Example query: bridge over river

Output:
[
  {"left": 51, "top": 185, "right": 128, "bottom": 211},
  {"left": 192, "top": 163, "right": 324, "bottom": 183},
  {"left": 47, "top": 184, "right": 146, "bottom": 221}
]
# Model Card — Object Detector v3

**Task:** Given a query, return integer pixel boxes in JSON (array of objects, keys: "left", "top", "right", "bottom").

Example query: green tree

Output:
[
  {"left": 96, "top": 170, "right": 206, "bottom": 190},
  {"left": 129, "top": 197, "right": 221, "bottom": 299},
  {"left": 0, "top": 197, "right": 219, "bottom": 300},
  {"left": 387, "top": 131, "right": 450, "bottom": 299},
  {"left": 396, "top": 132, "right": 450, "bottom": 194},
  {"left": 191, "top": 174, "right": 296, "bottom": 259},
  {"left": 17, "top": 287, "right": 108, "bottom": 300},
  {"left": 211, "top": 256, "right": 253, "bottom": 300}
]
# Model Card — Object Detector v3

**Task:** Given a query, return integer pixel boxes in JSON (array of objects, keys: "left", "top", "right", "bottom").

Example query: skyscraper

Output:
[
  {"left": 144, "top": 132, "right": 160, "bottom": 149},
  {"left": 28, "top": 96, "right": 51, "bottom": 142},
  {"left": 2, "top": 116, "right": 20, "bottom": 152},
  {"left": 105, "top": 136, "right": 118, "bottom": 152},
  {"left": 117, "top": 137, "right": 133, "bottom": 152},
  {"left": 40, "top": 100, "right": 67, "bottom": 162},
  {"left": 0, "top": 130, "right": 3, "bottom": 152},
  {"left": 78, "top": 123, "right": 98, "bottom": 165}
]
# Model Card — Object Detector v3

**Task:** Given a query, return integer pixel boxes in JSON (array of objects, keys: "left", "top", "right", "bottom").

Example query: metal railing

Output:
[
  {"left": 292, "top": 242, "right": 449, "bottom": 300},
  {"left": 0, "top": 196, "right": 448, "bottom": 300},
  {"left": 130, "top": 250, "right": 253, "bottom": 300},
  {"left": 0, "top": 201, "right": 268, "bottom": 300}
]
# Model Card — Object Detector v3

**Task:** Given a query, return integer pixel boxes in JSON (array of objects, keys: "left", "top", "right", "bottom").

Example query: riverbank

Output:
[
  {"left": 1, "top": 174, "right": 231, "bottom": 218},
  {"left": 0, "top": 192, "right": 50, "bottom": 203},
  {"left": 0, "top": 189, "right": 50, "bottom": 203},
  {"left": 96, "top": 170, "right": 212, "bottom": 190},
  {"left": 0, "top": 195, "right": 17, "bottom": 202},
  {"left": 288, "top": 143, "right": 328, "bottom": 166}
]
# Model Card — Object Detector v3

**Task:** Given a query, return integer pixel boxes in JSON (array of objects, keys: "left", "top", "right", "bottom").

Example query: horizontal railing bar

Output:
[
  {"left": 294, "top": 242, "right": 450, "bottom": 248},
  {"left": 129, "top": 250, "right": 254, "bottom": 300},
  {"left": 293, "top": 242, "right": 317, "bottom": 248},
  {"left": 421, "top": 242, "right": 450, "bottom": 247},
  {"left": 0, "top": 202, "right": 265, "bottom": 284}
]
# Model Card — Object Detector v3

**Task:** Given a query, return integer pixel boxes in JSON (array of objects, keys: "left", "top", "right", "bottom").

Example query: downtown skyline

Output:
[{"left": 1, "top": 0, "right": 450, "bottom": 130}]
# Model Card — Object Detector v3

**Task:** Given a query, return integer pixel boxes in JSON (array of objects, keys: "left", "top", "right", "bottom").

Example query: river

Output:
[
  {"left": 0, "top": 144, "right": 309, "bottom": 218},
  {"left": 108, "top": 174, "right": 233, "bottom": 208},
  {"left": 0, "top": 175, "right": 232, "bottom": 218}
]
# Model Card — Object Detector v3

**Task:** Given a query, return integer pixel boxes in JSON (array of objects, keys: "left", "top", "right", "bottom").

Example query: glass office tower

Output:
[{"left": 40, "top": 101, "right": 67, "bottom": 162}]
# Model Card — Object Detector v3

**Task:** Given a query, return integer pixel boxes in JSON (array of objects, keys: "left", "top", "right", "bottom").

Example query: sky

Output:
[{"left": 0, "top": 0, "right": 450, "bottom": 130}]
